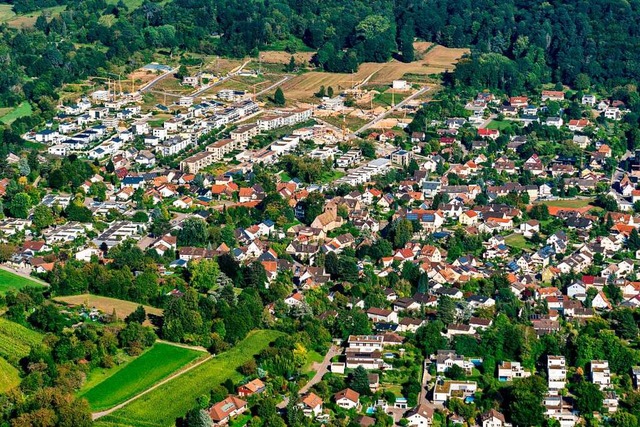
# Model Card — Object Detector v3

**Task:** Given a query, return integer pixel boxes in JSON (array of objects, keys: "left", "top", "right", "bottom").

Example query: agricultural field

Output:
[
  {"left": 280, "top": 42, "right": 468, "bottom": 102},
  {"left": 80, "top": 343, "right": 205, "bottom": 411},
  {"left": 54, "top": 294, "right": 163, "bottom": 323},
  {"left": 0, "top": 356, "right": 20, "bottom": 393},
  {"left": 0, "top": 102, "right": 33, "bottom": 125},
  {"left": 96, "top": 330, "right": 284, "bottom": 427},
  {"left": 0, "top": 269, "right": 46, "bottom": 294},
  {"left": 0, "top": 318, "right": 44, "bottom": 364}
]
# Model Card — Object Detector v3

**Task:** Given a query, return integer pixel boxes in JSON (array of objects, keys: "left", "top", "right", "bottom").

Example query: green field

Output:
[
  {"left": 97, "top": 330, "right": 283, "bottom": 427},
  {"left": 0, "top": 356, "right": 20, "bottom": 393},
  {"left": 504, "top": 234, "right": 531, "bottom": 251},
  {"left": 0, "top": 102, "right": 33, "bottom": 125},
  {"left": 374, "top": 91, "right": 408, "bottom": 107},
  {"left": 0, "top": 269, "right": 46, "bottom": 294},
  {"left": 0, "top": 318, "right": 44, "bottom": 364},
  {"left": 0, "top": 4, "right": 66, "bottom": 26},
  {"left": 80, "top": 343, "right": 205, "bottom": 411},
  {"left": 537, "top": 198, "right": 593, "bottom": 208},
  {"left": 486, "top": 120, "right": 514, "bottom": 130}
]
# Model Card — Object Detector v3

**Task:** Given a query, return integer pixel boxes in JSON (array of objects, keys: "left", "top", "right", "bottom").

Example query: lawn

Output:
[
  {"left": 486, "top": 120, "right": 513, "bottom": 130},
  {"left": 80, "top": 343, "right": 205, "bottom": 411},
  {"left": 0, "top": 102, "right": 33, "bottom": 125},
  {"left": 538, "top": 198, "right": 594, "bottom": 208},
  {"left": 504, "top": 234, "right": 532, "bottom": 251},
  {"left": 373, "top": 91, "right": 408, "bottom": 107},
  {"left": 302, "top": 350, "right": 324, "bottom": 374},
  {"left": 0, "top": 356, "right": 20, "bottom": 393},
  {"left": 0, "top": 269, "right": 46, "bottom": 294},
  {"left": 97, "top": 330, "right": 283, "bottom": 427},
  {"left": 319, "top": 170, "right": 345, "bottom": 184},
  {"left": 0, "top": 318, "right": 44, "bottom": 364}
]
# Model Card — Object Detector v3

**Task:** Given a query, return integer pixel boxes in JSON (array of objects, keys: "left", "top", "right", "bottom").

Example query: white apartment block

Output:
[
  {"left": 591, "top": 360, "right": 611, "bottom": 390},
  {"left": 547, "top": 356, "right": 567, "bottom": 394}
]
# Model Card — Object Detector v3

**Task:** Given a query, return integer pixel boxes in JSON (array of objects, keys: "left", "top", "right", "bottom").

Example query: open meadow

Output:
[
  {"left": 0, "top": 102, "right": 33, "bottom": 125},
  {"left": 0, "top": 269, "right": 45, "bottom": 294},
  {"left": 0, "top": 318, "right": 44, "bottom": 364},
  {"left": 54, "top": 294, "right": 163, "bottom": 323},
  {"left": 96, "top": 330, "right": 284, "bottom": 427},
  {"left": 0, "top": 4, "right": 66, "bottom": 28},
  {"left": 80, "top": 343, "right": 205, "bottom": 411}
]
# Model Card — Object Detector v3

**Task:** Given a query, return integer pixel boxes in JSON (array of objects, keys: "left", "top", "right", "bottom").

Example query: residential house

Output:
[
  {"left": 334, "top": 389, "right": 360, "bottom": 410},
  {"left": 208, "top": 396, "right": 247, "bottom": 426}
]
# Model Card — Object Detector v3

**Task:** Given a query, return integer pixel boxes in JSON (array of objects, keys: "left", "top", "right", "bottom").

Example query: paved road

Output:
[
  {"left": 1, "top": 265, "right": 49, "bottom": 286},
  {"left": 140, "top": 68, "right": 178, "bottom": 93},
  {"left": 92, "top": 353, "right": 213, "bottom": 420},
  {"left": 352, "top": 86, "right": 429, "bottom": 136},
  {"left": 419, "top": 359, "right": 433, "bottom": 406},
  {"left": 255, "top": 75, "right": 292, "bottom": 97},
  {"left": 277, "top": 345, "right": 342, "bottom": 409}
]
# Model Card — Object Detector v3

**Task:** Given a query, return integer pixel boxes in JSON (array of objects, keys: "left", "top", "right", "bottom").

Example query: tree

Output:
[
  {"left": 609, "top": 411, "right": 638, "bottom": 427},
  {"left": 628, "top": 228, "right": 640, "bottom": 251},
  {"left": 508, "top": 376, "right": 547, "bottom": 427},
  {"left": 190, "top": 259, "right": 220, "bottom": 292},
  {"left": 327, "top": 86, "right": 334, "bottom": 98},
  {"left": 398, "top": 21, "right": 415, "bottom": 63},
  {"left": 285, "top": 55, "right": 296, "bottom": 72},
  {"left": 176, "top": 65, "right": 189, "bottom": 79},
  {"left": 315, "top": 86, "right": 326, "bottom": 98},
  {"left": 350, "top": 366, "right": 371, "bottom": 395},
  {"left": 178, "top": 217, "right": 208, "bottom": 247},
  {"left": 185, "top": 407, "right": 213, "bottom": 427},
  {"left": 415, "top": 321, "right": 447, "bottom": 356},
  {"left": 33, "top": 205, "right": 55, "bottom": 229},
  {"left": 273, "top": 87, "right": 285, "bottom": 106},
  {"left": 445, "top": 364, "right": 465, "bottom": 380},
  {"left": 573, "top": 381, "right": 603, "bottom": 414},
  {"left": 125, "top": 305, "right": 146, "bottom": 324},
  {"left": 392, "top": 219, "right": 413, "bottom": 249},
  {"left": 437, "top": 296, "right": 456, "bottom": 325},
  {"left": 7, "top": 192, "right": 31, "bottom": 218}
]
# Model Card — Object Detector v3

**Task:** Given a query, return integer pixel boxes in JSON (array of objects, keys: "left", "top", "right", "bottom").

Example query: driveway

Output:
[{"left": 277, "top": 345, "right": 343, "bottom": 409}]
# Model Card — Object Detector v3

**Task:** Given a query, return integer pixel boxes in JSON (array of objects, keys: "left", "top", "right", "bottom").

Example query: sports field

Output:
[
  {"left": 80, "top": 343, "right": 205, "bottom": 411},
  {"left": 0, "top": 269, "right": 46, "bottom": 294},
  {"left": 96, "top": 330, "right": 283, "bottom": 427}
]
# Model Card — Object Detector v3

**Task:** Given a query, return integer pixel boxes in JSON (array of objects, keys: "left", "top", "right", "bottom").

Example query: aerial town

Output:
[{"left": 0, "top": 1, "right": 639, "bottom": 427}]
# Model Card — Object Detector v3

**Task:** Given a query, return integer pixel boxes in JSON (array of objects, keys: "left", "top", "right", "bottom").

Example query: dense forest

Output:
[{"left": 1, "top": 0, "right": 640, "bottom": 125}]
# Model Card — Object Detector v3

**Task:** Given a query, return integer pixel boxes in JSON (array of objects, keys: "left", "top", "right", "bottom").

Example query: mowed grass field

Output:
[
  {"left": 0, "top": 269, "right": 46, "bottom": 294},
  {"left": 54, "top": 294, "right": 163, "bottom": 322},
  {"left": 281, "top": 42, "right": 468, "bottom": 102},
  {"left": 97, "top": 330, "right": 284, "bottom": 427},
  {"left": 0, "top": 318, "right": 44, "bottom": 364},
  {"left": 0, "top": 101, "right": 33, "bottom": 125},
  {"left": 80, "top": 343, "right": 205, "bottom": 411},
  {"left": 0, "top": 356, "right": 20, "bottom": 393},
  {"left": 537, "top": 198, "right": 594, "bottom": 208}
]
